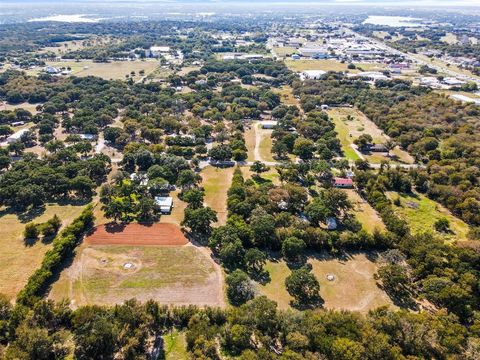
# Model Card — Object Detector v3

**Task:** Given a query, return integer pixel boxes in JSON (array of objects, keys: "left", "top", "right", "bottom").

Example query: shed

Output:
[
  {"left": 7, "top": 128, "right": 29, "bottom": 144},
  {"left": 155, "top": 196, "right": 173, "bottom": 214},
  {"left": 368, "top": 144, "right": 388, "bottom": 152},
  {"left": 333, "top": 177, "right": 353, "bottom": 188}
]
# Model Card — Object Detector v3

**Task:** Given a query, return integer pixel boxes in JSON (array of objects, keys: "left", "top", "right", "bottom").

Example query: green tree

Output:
[
  {"left": 244, "top": 248, "right": 266, "bottom": 275},
  {"left": 226, "top": 270, "right": 254, "bottom": 306},
  {"left": 293, "top": 138, "right": 315, "bottom": 160},
  {"left": 24, "top": 223, "right": 39, "bottom": 240},
  {"left": 331, "top": 337, "right": 365, "bottom": 360},
  {"left": 434, "top": 218, "right": 450, "bottom": 233},
  {"left": 281, "top": 237, "right": 306, "bottom": 263},
  {"left": 181, "top": 206, "right": 217, "bottom": 239},
  {"left": 285, "top": 268, "right": 320, "bottom": 307}
]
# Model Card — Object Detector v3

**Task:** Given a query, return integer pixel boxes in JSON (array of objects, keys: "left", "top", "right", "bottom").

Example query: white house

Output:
[
  {"left": 155, "top": 196, "right": 173, "bottom": 214},
  {"left": 301, "top": 70, "right": 327, "bottom": 80},
  {"left": 45, "top": 66, "right": 60, "bottom": 74},
  {"left": 261, "top": 120, "right": 278, "bottom": 129},
  {"left": 7, "top": 128, "right": 29, "bottom": 144},
  {"left": 146, "top": 46, "right": 171, "bottom": 57}
]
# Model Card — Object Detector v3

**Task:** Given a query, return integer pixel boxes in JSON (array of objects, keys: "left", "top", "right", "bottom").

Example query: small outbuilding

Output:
[
  {"left": 333, "top": 177, "right": 354, "bottom": 188},
  {"left": 155, "top": 196, "right": 173, "bottom": 214},
  {"left": 368, "top": 144, "right": 388, "bottom": 152}
]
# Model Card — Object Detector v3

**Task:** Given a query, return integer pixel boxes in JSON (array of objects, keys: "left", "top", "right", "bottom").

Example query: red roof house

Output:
[{"left": 333, "top": 177, "right": 354, "bottom": 188}]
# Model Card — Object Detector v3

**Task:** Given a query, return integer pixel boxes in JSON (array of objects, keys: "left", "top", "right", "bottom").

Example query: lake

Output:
[{"left": 363, "top": 15, "right": 424, "bottom": 27}]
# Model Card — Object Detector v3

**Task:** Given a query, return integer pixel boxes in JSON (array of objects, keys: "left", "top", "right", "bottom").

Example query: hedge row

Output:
[{"left": 17, "top": 205, "right": 95, "bottom": 306}]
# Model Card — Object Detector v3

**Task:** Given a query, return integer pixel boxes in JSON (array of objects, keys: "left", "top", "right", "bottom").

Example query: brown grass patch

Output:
[
  {"left": 0, "top": 203, "right": 86, "bottom": 300},
  {"left": 49, "top": 244, "right": 225, "bottom": 308},
  {"left": 309, "top": 253, "right": 395, "bottom": 313}
]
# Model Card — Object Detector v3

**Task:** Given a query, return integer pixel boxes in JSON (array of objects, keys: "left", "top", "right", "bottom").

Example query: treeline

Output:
[
  {"left": 0, "top": 294, "right": 478, "bottom": 359},
  {"left": 16, "top": 205, "right": 94, "bottom": 306}
]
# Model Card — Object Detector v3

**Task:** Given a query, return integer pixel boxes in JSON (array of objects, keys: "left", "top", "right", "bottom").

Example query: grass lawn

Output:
[
  {"left": 272, "top": 47, "right": 297, "bottom": 58},
  {"left": 159, "top": 189, "right": 187, "bottom": 226},
  {"left": 244, "top": 124, "right": 256, "bottom": 162},
  {"left": 328, "top": 107, "right": 414, "bottom": 164},
  {"left": 201, "top": 166, "right": 235, "bottom": 226},
  {"left": 328, "top": 109, "right": 362, "bottom": 161},
  {"left": 257, "top": 125, "right": 275, "bottom": 162},
  {"left": 345, "top": 189, "right": 385, "bottom": 233},
  {"left": 309, "top": 253, "right": 395, "bottom": 313},
  {"left": 387, "top": 191, "right": 470, "bottom": 242},
  {"left": 0, "top": 203, "right": 87, "bottom": 299},
  {"left": 239, "top": 166, "right": 280, "bottom": 186},
  {"left": 49, "top": 245, "right": 223, "bottom": 307},
  {"left": 285, "top": 59, "right": 350, "bottom": 72},
  {"left": 33, "top": 59, "right": 160, "bottom": 80},
  {"left": 258, "top": 259, "right": 293, "bottom": 310},
  {"left": 273, "top": 85, "right": 300, "bottom": 107},
  {"left": 163, "top": 330, "right": 188, "bottom": 360},
  {"left": 259, "top": 253, "right": 394, "bottom": 313},
  {"left": 285, "top": 59, "right": 386, "bottom": 73}
]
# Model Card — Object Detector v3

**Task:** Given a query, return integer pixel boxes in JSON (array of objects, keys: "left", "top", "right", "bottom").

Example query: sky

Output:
[{"left": 6, "top": 0, "right": 480, "bottom": 5}]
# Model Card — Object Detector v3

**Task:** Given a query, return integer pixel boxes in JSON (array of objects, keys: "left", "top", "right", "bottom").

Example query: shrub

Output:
[{"left": 23, "top": 223, "right": 39, "bottom": 240}]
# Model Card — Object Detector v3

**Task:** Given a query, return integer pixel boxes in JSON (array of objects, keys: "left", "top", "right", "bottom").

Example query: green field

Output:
[
  {"left": 162, "top": 330, "right": 188, "bottom": 360},
  {"left": 258, "top": 260, "right": 293, "bottom": 310},
  {"left": 345, "top": 189, "right": 385, "bottom": 233},
  {"left": 328, "top": 107, "right": 414, "bottom": 164},
  {"left": 387, "top": 192, "right": 470, "bottom": 242},
  {"left": 328, "top": 109, "right": 362, "bottom": 161}
]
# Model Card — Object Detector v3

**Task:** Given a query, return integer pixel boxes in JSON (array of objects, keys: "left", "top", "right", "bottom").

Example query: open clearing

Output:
[
  {"left": 328, "top": 107, "right": 414, "bottom": 164},
  {"left": 387, "top": 191, "right": 470, "bottom": 242},
  {"left": 258, "top": 259, "right": 293, "bottom": 310},
  {"left": 201, "top": 165, "right": 234, "bottom": 225},
  {"left": 49, "top": 243, "right": 224, "bottom": 308},
  {"left": 255, "top": 123, "right": 275, "bottom": 162},
  {"left": 37, "top": 59, "right": 160, "bottom": 80},
  {"left": 271, "top": 46, "right": 297, "bottom": 58},
  {"left": 239, "top": 166, "right": 280, "bottom": 186},
  {"left": 259, "top": 253, "right": 393, "bottom": 313},
  {"left": 309, "top": 253, "right": 395, "bottom": 313},
  {"left": 344, "top": 189, "right": 385, "bottom": 233},
  {"left": 244, "top": 123, "right": 256, "bottom": 162},
  {"left": 274, "top": 85, "right": 301, "bottom": 107},
  {"left": 0, "top": 203, "right": 86, "bottom": 299},
  {"left": 85, "top": 223, "right": 188, "bottom": 246},
  {"left": 0, "top": 101, "right": 40, "bottom": 114},
  {"left": 163, "top": 330, "right": 188, "bottom": 360},
  {"left": 285, "top": 59, "right": 386, "bottom": 73}
]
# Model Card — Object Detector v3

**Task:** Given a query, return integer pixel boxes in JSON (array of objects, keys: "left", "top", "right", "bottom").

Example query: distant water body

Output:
[
  {"left": 28, "top": 14, "right": 102, "bottom": 23},
  {"left": 363, "top": 15, "right": 424, "bottom": 27}
]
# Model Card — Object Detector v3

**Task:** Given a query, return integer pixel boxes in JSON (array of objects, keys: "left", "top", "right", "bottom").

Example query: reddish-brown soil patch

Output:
[{"left": 85, "top": 223, "right": 188, "bottom": 246}]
